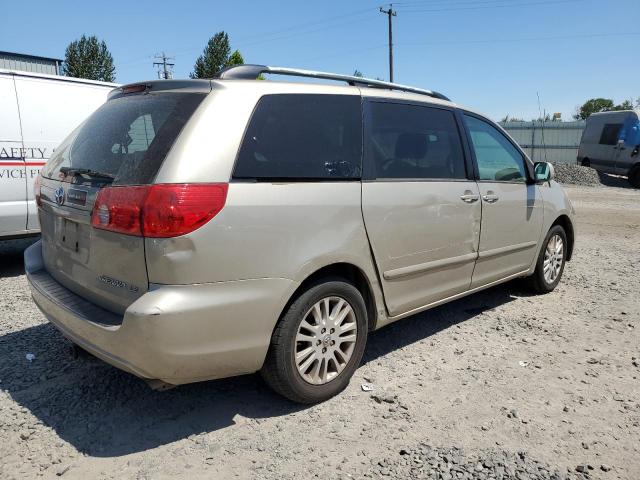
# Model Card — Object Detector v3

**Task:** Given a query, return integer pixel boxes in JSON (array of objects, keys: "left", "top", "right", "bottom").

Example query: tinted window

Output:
[
  {"left": 42, "top": 93, "right": 206, "bottom": 185},
  {"left": 581, "top": 119, "right": 601, "bottom": 144},
  {"left": 367, "top": 102, "right": 466, "bottom": 179},
  {"left": 464, "top": 114, "right": 527, "bottom": 183},
  {"left": 234, "top": 94, "right": 362, "bottom": 180},
  {"left": 599, "top": 123, "right": 622, "bottom": 145}
]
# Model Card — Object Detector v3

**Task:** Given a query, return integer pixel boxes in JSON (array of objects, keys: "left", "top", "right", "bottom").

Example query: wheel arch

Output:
[
  {"left": 281, "top": 262, "right": 378, "bottom": 332},
  {"left": 628, "top": 162, "right": 640, "bottom": 175},
  {"left": 551, "top": 215, "right": 575, "bottom": 261}
]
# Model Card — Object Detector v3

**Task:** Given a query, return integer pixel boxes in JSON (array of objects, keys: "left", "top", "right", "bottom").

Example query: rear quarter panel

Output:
[{"left": 145, "top": 182, "right": 378, "bottom": 284}]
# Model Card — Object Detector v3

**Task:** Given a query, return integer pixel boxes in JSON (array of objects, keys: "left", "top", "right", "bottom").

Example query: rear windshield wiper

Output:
[{"left": 59, "top": 167, "right": 115, "bottom": 182}]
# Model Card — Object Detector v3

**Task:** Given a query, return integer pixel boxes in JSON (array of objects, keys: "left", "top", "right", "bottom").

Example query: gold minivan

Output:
[{"left": 25, "top": 66, "right": 575, "bottom": 403}]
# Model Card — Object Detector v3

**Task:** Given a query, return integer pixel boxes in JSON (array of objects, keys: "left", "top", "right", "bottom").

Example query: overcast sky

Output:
[{"left": 2, "top": 0, "right": 639, "bottom": 121}]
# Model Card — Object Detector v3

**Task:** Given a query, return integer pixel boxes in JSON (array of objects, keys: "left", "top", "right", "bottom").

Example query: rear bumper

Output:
[{"left": 25, "top": 240, "right": 296, "bottom": 384}]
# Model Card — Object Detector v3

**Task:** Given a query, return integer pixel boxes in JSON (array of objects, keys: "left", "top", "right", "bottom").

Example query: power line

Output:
[
  {"left": 168, "top": 8, "right": 376, "bottom": 59},
  {"left": 380, "top": 4, "right": 397, "bottom": 82},
  {"left": 392, "top": 0, "right": 566, "bottom": 6},
  {"left": 396, "top": 0, "right": 582, "bottom": 13},
  {"left": 153, "top": 52, "right": 175, "bottom": 79},
  {"left": 397, "top": 31, "right": 640, "bottom": 47},
  {"left": 231, "top": 7, "right": 374, "bottom": 44}
]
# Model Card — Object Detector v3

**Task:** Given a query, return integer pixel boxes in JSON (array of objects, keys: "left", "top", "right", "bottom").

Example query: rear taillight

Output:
[
  {"left": 91, "top": 183, "right": 228, "bottom": 238},
  {"left": 34, "top": 174, "right": 42, "bottom": 207}
]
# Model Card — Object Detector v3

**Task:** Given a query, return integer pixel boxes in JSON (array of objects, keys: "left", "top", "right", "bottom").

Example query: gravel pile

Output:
[
  {"left": 551, "top": 163, "right": 602, "bottom": 186},
  {"left": 367, "top": 444, "right": 594, "bottom": 479}
]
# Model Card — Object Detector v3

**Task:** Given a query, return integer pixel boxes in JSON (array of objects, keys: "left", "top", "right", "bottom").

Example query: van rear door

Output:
[
  {"left": 38, "top": 87, "right": 208, "bottom": 314},
  {"left": 0, "top": 74, "right": 27, "bottom": 236}
]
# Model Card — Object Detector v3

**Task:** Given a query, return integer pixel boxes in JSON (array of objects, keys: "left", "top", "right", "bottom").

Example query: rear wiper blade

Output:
[{"left": 59, "top": 167, "right": 115, "bottom": 181}]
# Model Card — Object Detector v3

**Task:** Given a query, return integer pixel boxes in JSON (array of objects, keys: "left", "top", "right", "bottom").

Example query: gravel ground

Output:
[
  {"left": 1, "top": 184, "right": 639, "bottom": 480},
  {"left": 552, "top": 164, "right": 602, "bottom": 187}
]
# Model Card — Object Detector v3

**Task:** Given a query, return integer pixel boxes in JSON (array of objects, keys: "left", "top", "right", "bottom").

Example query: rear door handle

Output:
[
  {"left": 460, "top": 193, "right": 479, "bottom": 203},
  {"left": 482, "top": 194, "right": 499, "bottom": 203}
]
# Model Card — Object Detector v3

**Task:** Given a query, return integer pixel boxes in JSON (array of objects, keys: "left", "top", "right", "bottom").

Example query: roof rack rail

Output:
[{"left": 215, "top": 64, "right": 450, "bottom": 101}]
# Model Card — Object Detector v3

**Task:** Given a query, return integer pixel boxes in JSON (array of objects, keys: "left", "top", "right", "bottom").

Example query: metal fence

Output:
[{"left": 499, "top": 120, "right": 585, "bottom": 164}]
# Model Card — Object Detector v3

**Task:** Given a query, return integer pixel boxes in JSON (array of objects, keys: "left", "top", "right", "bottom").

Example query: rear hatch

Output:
[{"left": 38, "top": 85, "right": 208, "bottom": 315}]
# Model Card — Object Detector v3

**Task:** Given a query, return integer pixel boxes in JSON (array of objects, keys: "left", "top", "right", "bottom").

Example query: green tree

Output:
[
  {"left": 612, "top": 99, "right": 634, "bottom": 111},
  {"left": 226, "top": 50, "right": 244, "bottom": 67},
  {"left": 63, "top": 35, "right": 115, "bottom": 82},
  {"left": 500, "top": 115, "right": 524, "bottom": 123},
  {"left": 191, "top": 32, "right": 245, "bottom": 78},
  {"left": 573, "top": 98, "right": 614, "bottom": 120},
  {"left": 353, "top": 69, "right": 363, "bottom": 77}
]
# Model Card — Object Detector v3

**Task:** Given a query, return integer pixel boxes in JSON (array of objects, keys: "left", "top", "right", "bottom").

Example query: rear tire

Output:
[
  {"left": 526, "top": 225, "right": 567, "bottom": 294},
  {"left": 628, "top": 166, "right": 640, "bottom": 188},
  {"left": 261, "top": 279, "right": 368, "bottom": 404},
  {"left": 581, "top": 158, "right": 590, "bottom": 168}
]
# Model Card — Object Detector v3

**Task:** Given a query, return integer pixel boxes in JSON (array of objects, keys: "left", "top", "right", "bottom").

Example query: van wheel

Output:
[
  {"left": 261, "top": 279, "right": 368, "bottom": 404},
  {"left": 526, "top": 225, "right": 567, "bottom": 294},
  {"left": 581, "top": 158, "right": 590, "bottom": 168},
  {"left": 628, "top": 166, "right": 640, "bottom": 188}
]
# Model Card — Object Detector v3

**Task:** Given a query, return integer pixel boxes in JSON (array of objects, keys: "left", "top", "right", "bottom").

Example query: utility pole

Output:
[
  {"left": 153, "top": 52, "right": 175, "bottom": 80},
  {"left": 379, "top": 4, "right": 397, "bottom": 82}
]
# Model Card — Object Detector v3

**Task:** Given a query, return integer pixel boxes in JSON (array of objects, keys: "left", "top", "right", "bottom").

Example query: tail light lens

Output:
[{"left": 91, "top": 183, "right": 228, "bottom": 238}]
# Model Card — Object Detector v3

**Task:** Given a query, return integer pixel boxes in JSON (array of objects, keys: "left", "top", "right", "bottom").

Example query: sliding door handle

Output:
[{"left": 482, "top": 194, "right": 499, "bottom": 203}]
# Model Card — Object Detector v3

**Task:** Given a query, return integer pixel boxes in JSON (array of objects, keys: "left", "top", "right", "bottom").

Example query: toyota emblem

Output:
[{"left": 54, "top": 186, "right": 65, "bottom": 205}]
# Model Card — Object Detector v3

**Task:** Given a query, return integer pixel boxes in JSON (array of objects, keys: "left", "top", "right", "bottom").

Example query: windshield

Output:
[
  {"left": 621, "top": 116, "right": 640, "bottom": 147},
  {"left": 42, "top": 92, "right": 206, "bottom": 185}
]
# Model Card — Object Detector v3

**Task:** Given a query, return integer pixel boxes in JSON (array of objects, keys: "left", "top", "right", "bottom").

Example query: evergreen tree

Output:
[
  {"left": 191, "top": 32, "right": 245, "bottom": 78},
  {"left": 63, "top": 35, "right": 115, "bottom": 82}
]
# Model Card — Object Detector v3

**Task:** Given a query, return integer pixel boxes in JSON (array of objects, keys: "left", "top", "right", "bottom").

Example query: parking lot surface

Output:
[{"left": 1, "top": 183, "right": 639, "bottom": 479}]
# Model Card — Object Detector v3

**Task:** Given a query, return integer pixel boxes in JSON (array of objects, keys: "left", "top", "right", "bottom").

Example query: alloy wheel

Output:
[
  {"left": 294, "top": 296, "right": 358, "bottom": 385},
  {"left": 543, "top": 234, "right": 564, "bottom": 284}
]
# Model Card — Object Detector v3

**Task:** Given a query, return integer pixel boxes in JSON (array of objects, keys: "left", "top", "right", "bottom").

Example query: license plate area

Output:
[{"left": 57, "top": 217, "right": 80, "bottom": 253}]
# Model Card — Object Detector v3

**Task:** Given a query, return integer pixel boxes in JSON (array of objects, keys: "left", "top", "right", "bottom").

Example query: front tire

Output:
[
  {"left": 261, "top": 279, "right": 368, "bottom": 404},
  {"left": 527, "top": 225, "right": 567, "bottom": 293},
  {"left": 628, "top": 166, "right": 640, "bottom": 188}
]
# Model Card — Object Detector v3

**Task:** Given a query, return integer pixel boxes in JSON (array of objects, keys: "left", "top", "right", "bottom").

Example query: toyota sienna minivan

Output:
[{"left": 25, "top": 65, "right": 575, "bottom": 403}]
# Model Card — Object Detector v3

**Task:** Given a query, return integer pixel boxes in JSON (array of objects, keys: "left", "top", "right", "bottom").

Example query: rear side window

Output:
[
  {"left": 233, "top": 94, "right": 362, "bottom": 180},
  {"left": 599, "top": 123, "right": 622, "bottom": 145},
  {"left": 366, "top": 102, "right": 466, "bottom": 180},
  {"left": 42, "top": 92, "right": 206, "bottom": 185}
]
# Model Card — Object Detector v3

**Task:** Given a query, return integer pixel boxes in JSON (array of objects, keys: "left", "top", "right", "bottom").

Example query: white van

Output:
[
  {"left": 0, "top": 69, "right": 117, "bottom": 238},
  {"left": 577, "top": 110, "right": 640, "bottom": 187}
]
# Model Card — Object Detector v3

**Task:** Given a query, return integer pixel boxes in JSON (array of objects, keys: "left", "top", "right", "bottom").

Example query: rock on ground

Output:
[{"left": 551, "top": 163, "right": 602, "bottom": 186}]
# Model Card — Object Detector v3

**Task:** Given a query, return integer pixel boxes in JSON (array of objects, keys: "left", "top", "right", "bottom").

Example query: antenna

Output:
[{"left": 537, "top": 92, "right": 548, "bottom": 163}]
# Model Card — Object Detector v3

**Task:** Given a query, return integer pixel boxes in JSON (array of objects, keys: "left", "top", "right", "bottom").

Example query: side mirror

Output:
[{"left": 534, "top": 162, "right": 554, "bottom": 182}]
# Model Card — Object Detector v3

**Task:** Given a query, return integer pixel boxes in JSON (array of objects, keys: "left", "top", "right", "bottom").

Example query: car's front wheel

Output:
[
  {"left": 527, "top": 225, "right": 567, "bottom": 293},
  {"left": 628, "top": 165, "right": 640, "bottom": 188},
  {"left": 261, "top": 279, "right": 368, "bottom": 404}
]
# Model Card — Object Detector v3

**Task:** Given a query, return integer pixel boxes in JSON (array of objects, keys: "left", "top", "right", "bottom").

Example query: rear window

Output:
[
  {"left": 42, "top": 92, "right": 206, "bottom": 185},
  {"left": 233, "top": 94, "right": 362, "bottom": 180}
]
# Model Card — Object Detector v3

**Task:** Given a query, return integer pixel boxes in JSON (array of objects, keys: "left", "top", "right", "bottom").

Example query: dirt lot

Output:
[{"left": 1, "top": 182, "right": 638, "bottom": 480}]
